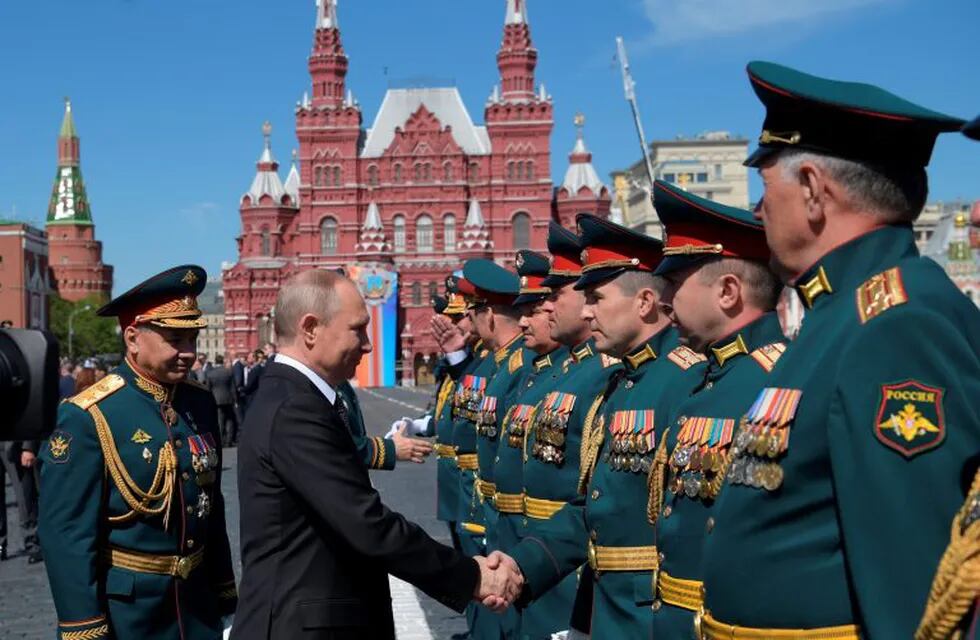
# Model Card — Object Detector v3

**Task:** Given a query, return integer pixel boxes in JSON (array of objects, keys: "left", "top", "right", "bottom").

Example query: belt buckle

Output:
[
  {"left": 176, "top": 556, "right": 192, "bottom": 580},
  {"left": 587, "top": 541, "right": 598, "bottom": 572}
]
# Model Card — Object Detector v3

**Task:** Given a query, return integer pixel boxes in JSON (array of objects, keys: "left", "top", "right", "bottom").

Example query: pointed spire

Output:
[
  {"left": 245, "top": 121, "right": 288, "bottom": 204},
  {"left": 363, "top": 202, "right": 383, "bottom": 230},
  {"left": 572, "top": 112, "right": 589, "bottom": 155},
  {"left": 284, "top": 149, "right": 301, "bottom": 204},
  {"left": 505, "top": 0, "right": 528, "bottom": 25},
  {"left": 562, "top": 114, "right": 605, "bottom": 196},
  {"left": 465, "top": 198, "right": 485, "bottom": 228},
  {"left": 317, "top": 0, "right": 339, "bottom": 30},
  {"left": 60, "top": 97, "right": 77, "bottom": 138},
  {"left": 258, "top": 121, "right": 276, "bottom": 165},
  {"left": 461, "top": 199, "right": 493, "bottom": 251}
]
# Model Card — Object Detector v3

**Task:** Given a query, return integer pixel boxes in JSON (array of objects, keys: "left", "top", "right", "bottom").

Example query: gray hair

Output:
[
  {"left": 273, "top": 269, "right": 346, "bottom": 341},
  {"left": 778, "top": 150, "right": 928, "bottom": 223},
  {"left": 696, "top": 257, "right": 781, "bottom": 311},
  {"left": 614, "top": 270, "right": 668, "bottom": 298}
]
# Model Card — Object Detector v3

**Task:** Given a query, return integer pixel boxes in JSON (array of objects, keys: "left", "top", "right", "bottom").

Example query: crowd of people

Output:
[{"left": 20, "top": 59, "right": 980, "bottom": 640}]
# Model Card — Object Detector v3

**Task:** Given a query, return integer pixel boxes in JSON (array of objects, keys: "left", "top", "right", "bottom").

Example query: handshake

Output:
[{"left": 473, "top": 551, "right": 524, "bottom": 612}]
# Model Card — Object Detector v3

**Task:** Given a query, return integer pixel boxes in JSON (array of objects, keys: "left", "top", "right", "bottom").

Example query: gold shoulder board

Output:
[
  {"left": 508, "top": 349, "right": 524, "bottom": 374},
  {"left": 856, "top": 267, "right": 908, "bottom": 324},
  {"left": 69, "top": 374, "right": 126, "bottom": 410},
  {"left": 750, "top": 342, "right": 787, "bottom": 372},
  {"left": 666, "top": 346, "right": 707, "bottom": 370},
  {"left": 183, "top": 377, "right": 209, "bottom": 391},
  {"left": 600, "top": 354, "right": 621, "bottom": 368}
]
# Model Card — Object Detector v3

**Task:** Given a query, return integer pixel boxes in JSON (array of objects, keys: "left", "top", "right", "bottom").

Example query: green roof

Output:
[{"left": 60, "top": 99, "right": 77, "bottom": 138}]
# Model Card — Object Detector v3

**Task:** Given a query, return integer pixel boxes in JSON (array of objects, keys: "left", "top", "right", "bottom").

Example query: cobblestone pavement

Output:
[{"left": 0, "top": 385, "right": 468, "bottom": 639}]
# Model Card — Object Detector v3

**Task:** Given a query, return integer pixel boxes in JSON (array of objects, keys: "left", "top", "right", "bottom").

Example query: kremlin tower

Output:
[
  {"left": 224, "top": 0, "right": 611, "bottom": 386},
  {"left": 46, "top": 99, "right": 113, "bottom": 302}
]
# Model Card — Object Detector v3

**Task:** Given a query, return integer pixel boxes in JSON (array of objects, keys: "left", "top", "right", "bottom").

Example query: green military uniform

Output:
[
  {"left": 510, "top": 215, "right": 708, "bottom": 638},
  {"left": 39, "top": 265, "right": 237, "bottom": 640},
  {"left": 645, "top": 179, "right": 785, "bottom": 638},
  {"left": 699, "top": 62, "right": 980, "bottom": 639},
  {"left": 337, "top": 380, "right": 397, "bottom": 471}
]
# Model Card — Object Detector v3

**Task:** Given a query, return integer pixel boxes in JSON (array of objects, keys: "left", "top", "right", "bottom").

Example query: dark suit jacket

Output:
[
  {"left": 232, "top": 361, "right": 246, "bottom": 397},
  {"left": 240, "top": 364, "right": 264, "bottom": 409},
  {"left": 233, "top": 362, "right": 478, "bottom": 640},
  {"left": 206, "top": 366, "right": 237, "bottom": 406}
]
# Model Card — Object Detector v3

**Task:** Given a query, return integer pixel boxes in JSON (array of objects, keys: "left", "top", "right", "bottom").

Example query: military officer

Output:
[
  {"left": 645, "top": 180, "right": 785, "bottom": 638},
  {"left": 500, "top": 215, "right": 708, "bottom": 638},
  {"left": 492, "top": 249, "right": 567, "bottom": 639},
  {"left": 39, "top": 265, "right": 237, "bottom": 640},
  {"left": 516, "top": 222, "right": 623, "bottom": 640},
  {"left": 698, "top": 62, "right": 980, "bottom": 639}
]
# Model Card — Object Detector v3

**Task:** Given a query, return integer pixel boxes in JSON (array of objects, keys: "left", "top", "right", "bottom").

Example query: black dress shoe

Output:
[{"left": 0, "top": 544, "right": 7, "bottom": 561}]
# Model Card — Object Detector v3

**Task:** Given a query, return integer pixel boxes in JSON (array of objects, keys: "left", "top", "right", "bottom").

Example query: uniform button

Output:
[
  {"left": 590, "top": 529, "right": 598, "bottom": 541},
  {"left": 706, "top": 517, "right": 715, "bottom": 533},
  {"left": 186, "top": 539, "right": 195, "bottom": 548},
  {"left": 625, "top": 380, "right": 634, "bottom": 389},
  {"left": 174, "top": 439, "right": 183, "bottom": 448},
  {"left": 705, "top": 382, "right": 714, "bottom": 390},
  {"left": 522, "top": 518, "right": 529, "bottom": 527},
  {"left": 528, "top": 381, "right": 534, "bottom": 387},
  {"left": 658, "top": 551, "right": 665, "bottom": 564},
  {"left": 495, "top": 456, "right": 500, "bottom": 463},
  {"left": 651, "top": 599, "right": 662, "bottom": 612},
  {"left": 663, "top": 505, "right": 672, "bottom": 519},
  {"left": 591, "top": 489, "right": 600, "bottom": 500},
  {"left": 677, "top": 416, "right": 688, "bottom": 426},
  {"left": 186, "top": 506, "right": 194, "bottom": 514},
  {"left": 182, "top": 472, "right": 190, "bottom": 481}
]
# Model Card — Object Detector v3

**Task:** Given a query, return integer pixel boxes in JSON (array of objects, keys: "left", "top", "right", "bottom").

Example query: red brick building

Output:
[
  {"left": 46, "top": 100, "right": 113, "bottom": 303},
  {"left": 223, "top": 0, "right": 610, "bottom": 383},
  {"left": 0, "top": 221, "right": 49, "bottom": 329}
]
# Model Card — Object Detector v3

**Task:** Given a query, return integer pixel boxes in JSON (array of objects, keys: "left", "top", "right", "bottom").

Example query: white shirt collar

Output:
[{"left": 273, "top": 353, "right": 337, "bottom": 404}]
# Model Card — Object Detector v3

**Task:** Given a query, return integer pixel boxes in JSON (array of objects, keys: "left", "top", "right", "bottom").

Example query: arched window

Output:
[
  {"left": 443, "top": 214, "right": 457, "bottom": 252},
  {"left": 320, "top": 217, "right": 338, "bottom": 255},
  {"left": 423, "top": 163, "right": 432, "bottom": 182},
  {"left": 469, "top": 162, "right": 480, "bottom": 183},
  {"left": 443, "top": 162, "right": 453, "bottom": 182},
  {"left": 416, "top": 215, "right": 434, "bottom": 253},
  {"left": 516, "top": 161, "right": 525, "bottom": 181},
  {"left": 393, "top": 215, "right": 406, "bottom": 252},
  {"left": 314, "top": 166, "right": 324, "bottom": 187},
  {"left": 512, "top": 212, "right": 531, "bottom": 250},
  {"left": 332, "top": 166, "right": 342, "bottom": 186},
  {"left": 260, "top": 226, "right": 271, "bottom": 256},
  {"left": 411, "top": 282, "right": 422, "bottom": 306},
  {"left": 393, "top": 163, "right": 403, "bottom": 183},
  {"left": 414, "top": 163, "right": 423, "bottom": 182},
  {"left": 367, "top": 165, "right": 379, "bottom": 186},
  {"left": 525, "top": 161, "right": 534, "bottom": 180},
  {"left": 507, "top": 161, "right": 515, "bottom": 180},
  {"left": 428, "top": 282, "right": 439, "bottom": 302}
]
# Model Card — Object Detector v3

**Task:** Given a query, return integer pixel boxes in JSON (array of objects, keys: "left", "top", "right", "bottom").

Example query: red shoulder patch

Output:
[{"left": 874, "top": 380, "right": 945, "bottom": 457}]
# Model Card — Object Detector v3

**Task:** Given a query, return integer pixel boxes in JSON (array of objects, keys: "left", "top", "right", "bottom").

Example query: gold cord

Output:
[
  {"left": 577, "top": 393, "right": 607, "bottom": 495},
  {"left": 647, "top": 427, "right": 670, "bottom": 525}
]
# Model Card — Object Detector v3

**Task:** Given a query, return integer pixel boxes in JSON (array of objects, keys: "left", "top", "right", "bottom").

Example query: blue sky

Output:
[{"left": 0, "top": 0, "right": 977, "bottom": 294}]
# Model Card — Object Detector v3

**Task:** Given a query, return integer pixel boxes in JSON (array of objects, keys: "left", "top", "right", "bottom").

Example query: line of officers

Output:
[{"left": 408, "top": 61, "right": 980, "bottom": 640}]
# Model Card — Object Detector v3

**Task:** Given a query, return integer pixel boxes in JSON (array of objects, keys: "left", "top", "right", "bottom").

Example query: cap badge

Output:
[
  {"left": 516, "top": 254, "right": 525, "bottom": 268},
  {"left": 182, "top": 270, "right": 199, "bottom": 286},
  {"left": 520, "top": 276, "right": 528, "bottom": 287},
  {"left": 580, "top": 249, "right": 589, "bottom": 264},
  {"left": 759, "top": 130, "right": 802, "bottom": 145}
]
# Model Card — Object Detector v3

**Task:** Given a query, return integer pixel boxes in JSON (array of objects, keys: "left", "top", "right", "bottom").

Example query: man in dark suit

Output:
[
  {"left": 238, "top": 350, "right": 265, "bottom": 414},
  {"left": 232, "top": 353, "right": 246, "bottom": 424},
  {"left": 233, "top": 270, "right": 521, "bottom": 640},
  {"left": 205, "top": 355, "right": 239, "bottom": 446}
]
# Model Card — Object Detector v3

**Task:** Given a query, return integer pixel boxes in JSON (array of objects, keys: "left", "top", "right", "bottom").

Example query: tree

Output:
[{"left": 49, "top": 294, "right": 122, "bottom": 361}]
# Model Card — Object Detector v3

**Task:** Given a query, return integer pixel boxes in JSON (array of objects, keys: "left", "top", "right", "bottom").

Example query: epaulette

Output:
[
  {"left": 68, "top": 374, "right": 126, "bottom": 410},
  {"left": 750, "top": 342, "right": 787, "bottom": 372},
  {"left": 857, "top": 267, "right": 908, "bottom": 324},
  {"left": 182, "top": 377, "right": 209, "bottom": 391},
  {"left": 667, "top": 345, "right": 707, "bottom": 370},
  {"left": 479, "top": 349, "right": 490, "bottom": 359},
  {"left": 600, "top": 354, "right": 621, "bottom": 368},
  {"left": 508, "top": 349, "right": 524, "bottom": 374}
]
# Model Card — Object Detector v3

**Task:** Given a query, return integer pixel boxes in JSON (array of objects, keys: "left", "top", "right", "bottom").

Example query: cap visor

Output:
[
  {"left": 744, "top": 146, "right": 779, "bottom": 168},
  {"left": 541, "top": 274, "right": 579, "bottom": 288},
  {"left": 573, "top": 267, "right": 628, "bottom": 291},
  {"left": 513, "top": 293, "right": 548, "bottom": 306},
  {"left": 654, "top": 255, "right": 712, "bottom": 277}
]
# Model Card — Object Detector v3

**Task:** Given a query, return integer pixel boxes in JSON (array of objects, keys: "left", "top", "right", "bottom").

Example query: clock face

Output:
[{"left": 54, "top": 167, "right": 75, "bottom": 220}]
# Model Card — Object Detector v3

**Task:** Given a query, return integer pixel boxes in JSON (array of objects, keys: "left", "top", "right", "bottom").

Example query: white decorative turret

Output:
[
  {"left": 244, "top": 121, "right": 289, "bottom": 205},
  {"left": 560, "top": 113, "right": 606, "bottom": 196},
  {"left": 461, "top": 198, "right": 493, "bottom": 250},
  {"left": 505, "top": 0, "right": 528, "bottom": 25},
  {"left": 357, "top": 202, "right": 390, "bottom": 253},
  {"left": 284, "top": 150, "right": 301, "bottom": 205},
  {"left": 317, "top": 0, "right": 339, "bottom": 29}
]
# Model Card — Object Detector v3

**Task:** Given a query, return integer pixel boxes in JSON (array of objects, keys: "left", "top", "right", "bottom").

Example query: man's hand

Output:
[
  {"left": 392, "top": 425, "right": 433, "bottom": 463},
  {"left": 473, "top": 552, "right": 524, "bottom": 612},
  {"left": 20, "top": 450, "right": 36, "bottom": 468},
  {"left": 431, "top": 314, "right": 467, "bottom": 353}
]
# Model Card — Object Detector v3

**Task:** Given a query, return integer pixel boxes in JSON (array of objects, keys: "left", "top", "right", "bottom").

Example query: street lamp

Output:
[{"left": 68, "top": 304, "right": 92, "bottom": 360}]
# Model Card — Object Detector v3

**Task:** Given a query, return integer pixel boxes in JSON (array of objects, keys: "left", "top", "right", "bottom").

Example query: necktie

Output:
[{"left": 336, "top": 396, "right": 352, "bottom": 432}]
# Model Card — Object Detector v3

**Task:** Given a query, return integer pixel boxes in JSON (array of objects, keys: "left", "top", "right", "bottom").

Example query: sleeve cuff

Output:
[
  {"left": 58, "top": 615, "right": 109, "bottom": 639},
  {"left": 446, "top": 350, "right": 468, "bottom": 366}
]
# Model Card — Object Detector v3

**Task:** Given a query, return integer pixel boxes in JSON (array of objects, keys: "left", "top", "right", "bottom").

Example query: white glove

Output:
[
  {"left": 385, "top": 418, "right": 412, "bottom": 439},
  {"left": 408, "top": 415, "right": 432, "bottom": 436}
]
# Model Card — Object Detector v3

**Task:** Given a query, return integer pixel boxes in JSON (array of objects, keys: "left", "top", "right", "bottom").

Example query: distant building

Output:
[
  {"left": 915, "top": 200, "right": 973, "bottom": 249},
  {"left": 223, "top": 0, "right": 610, "bottom": 387},
  {"left": 197, "top": 278, "right": 226, "bottom": 361},
  {"left": 921, "top": 201, "right": 980, "bottom": 306},
  {"left": 0, "top": 221, "right": 50, "bottom": 329},
  {"left": 611, "top": 131, "right": 750, "bottom": 238},
  {"left": 46, "top": 99, "right": 113, "bottom": 302}
]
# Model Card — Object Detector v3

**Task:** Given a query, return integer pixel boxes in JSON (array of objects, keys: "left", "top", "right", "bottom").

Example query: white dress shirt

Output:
[{"left": 274, "top": 353, "right": 337, "bottom": 405}]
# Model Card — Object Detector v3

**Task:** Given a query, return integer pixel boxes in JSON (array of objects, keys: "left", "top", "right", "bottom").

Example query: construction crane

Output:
[{"left": 615, "top": 36, "right": 656, "bottom": 188}]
